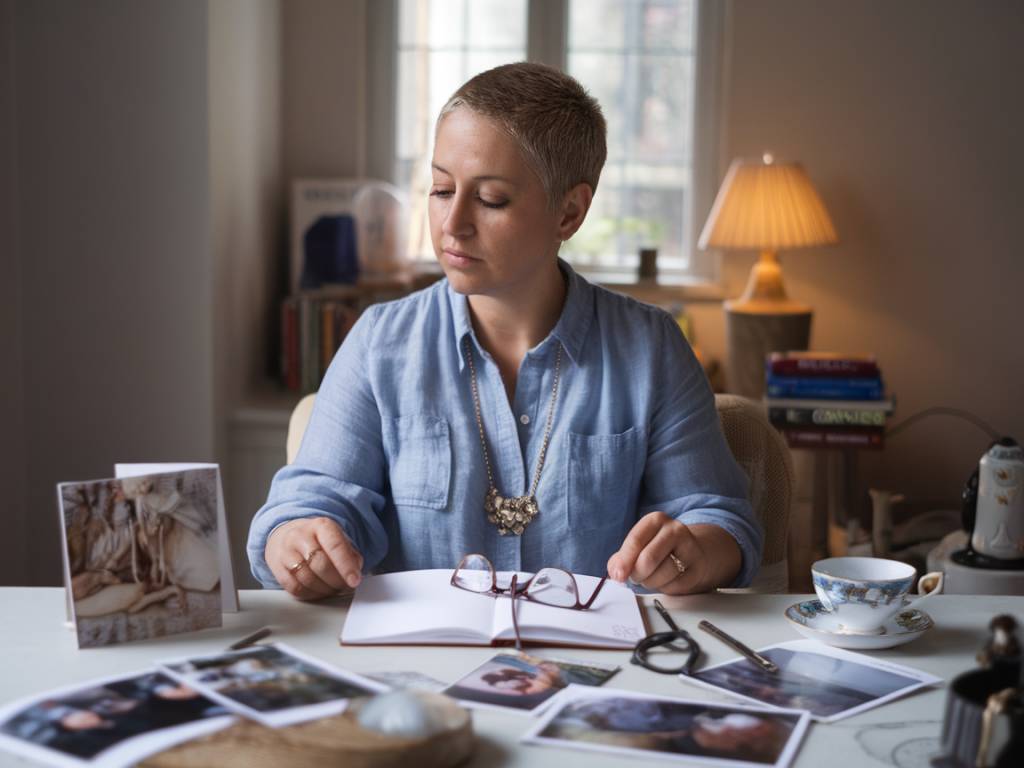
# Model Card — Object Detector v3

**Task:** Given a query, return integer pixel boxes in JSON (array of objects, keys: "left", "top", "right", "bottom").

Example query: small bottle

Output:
[{"left": 638, "top": 247, "right": 658, "bottom": 280}]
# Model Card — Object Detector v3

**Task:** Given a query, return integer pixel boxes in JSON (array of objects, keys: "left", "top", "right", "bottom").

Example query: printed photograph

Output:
[
  {"left": 59, "top": 468, "right": 222, "bottom": 648},
  {"left": 688, "top": 641, "right": 937, "bottom": 721},
  {"left": 0, "top": 672, "right": 230, "bottom": 768},
  {"left": 160, "top": 643, "right": 384, "bottom": 727},
  {"left": 443, "top": 653, "right": 619, "bottom": 713},
  {"left": 525, "top": 688, "right": 808, "bottom": 767}
]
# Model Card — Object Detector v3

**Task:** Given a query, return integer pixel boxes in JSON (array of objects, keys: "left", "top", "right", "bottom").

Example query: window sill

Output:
[{"left": 587, "top": 274, "right": 726, "bottom": 305}]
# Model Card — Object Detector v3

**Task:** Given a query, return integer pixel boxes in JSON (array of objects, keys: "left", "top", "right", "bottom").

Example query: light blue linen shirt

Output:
[{"left": 248, "top": 261, "right": 763, "bottom": 588}]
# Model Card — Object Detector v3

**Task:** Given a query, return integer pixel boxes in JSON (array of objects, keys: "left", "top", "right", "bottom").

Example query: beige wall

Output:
[
  {"left": 6, "top": 0, "right": 215, "bottom": 585},
  {"left": 210, "top": 0, "right": 285, "bottom": 574},
  {"left": 716, "top": 0, "right": 1024, "bottom": 513},
  {"left": 282, "top": 0, "right": 367, "bottom": 179},
  {"left": 0, "top": 0, "right": 28, "bottom": 584}
]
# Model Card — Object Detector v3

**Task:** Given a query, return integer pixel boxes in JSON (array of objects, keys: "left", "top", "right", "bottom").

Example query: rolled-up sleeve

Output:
[
  {"left": 640, "top": 315, "right": 764, "bottom": 587},
  {"left": 247, "top": 306, "right": 391, "bottom": 588}
]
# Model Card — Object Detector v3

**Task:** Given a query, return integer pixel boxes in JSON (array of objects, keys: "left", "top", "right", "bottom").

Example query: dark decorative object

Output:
[{"left": 933, "top": 615, "right": 1023, "bottom": 767}]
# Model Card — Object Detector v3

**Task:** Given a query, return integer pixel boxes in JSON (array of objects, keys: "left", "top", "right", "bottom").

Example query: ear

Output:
[{"left": 556, "top": 183, "right": 594, "bottom": 242}]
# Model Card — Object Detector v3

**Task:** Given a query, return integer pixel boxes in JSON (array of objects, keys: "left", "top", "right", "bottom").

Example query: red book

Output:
[
  {"left": 767, "top": 352, "right": 879, "bottom": 378},
  {"left": 781, "top": 426, "right": 885, "bottom": 450}
]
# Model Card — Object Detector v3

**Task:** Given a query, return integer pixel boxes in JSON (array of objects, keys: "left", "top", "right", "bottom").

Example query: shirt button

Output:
[{"left": 519, "top": 414, "right": 530, "bottom": 425}]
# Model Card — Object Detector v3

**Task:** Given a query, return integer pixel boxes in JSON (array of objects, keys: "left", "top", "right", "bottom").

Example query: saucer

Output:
[{"left": 784, "top": 599, "right": 934, "bottom": 650}]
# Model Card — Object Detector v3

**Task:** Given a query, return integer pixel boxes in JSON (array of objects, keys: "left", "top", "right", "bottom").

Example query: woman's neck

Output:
[{"left": 467, "top": 262, "right": 567, "bottom": 400}]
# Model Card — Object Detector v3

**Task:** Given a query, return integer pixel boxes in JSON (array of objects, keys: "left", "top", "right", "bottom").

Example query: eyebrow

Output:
[{"left": 431, "top": 163, "right": 515, "bottom": 185}]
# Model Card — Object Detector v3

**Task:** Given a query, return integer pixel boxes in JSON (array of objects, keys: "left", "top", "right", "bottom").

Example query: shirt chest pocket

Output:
[
  {"left": 567, "top": 426, "right": 645, "bottom": 533},
  {"left": 383, "top": 414, "right": 452, "bottom": 509}
]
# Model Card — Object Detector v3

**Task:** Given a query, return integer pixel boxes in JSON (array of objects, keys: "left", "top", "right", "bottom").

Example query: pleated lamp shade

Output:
[
  {"left": 700, "top": 156, "right": 839, "bottom": 398},
  {"left": 698, "top": 157, "right": 838, "bottom": 250}
]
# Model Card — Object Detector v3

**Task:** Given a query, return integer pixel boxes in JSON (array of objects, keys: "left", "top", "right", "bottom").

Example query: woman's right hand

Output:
[{"left": 265, "top": 517, "right": 363, "bottom": 600}]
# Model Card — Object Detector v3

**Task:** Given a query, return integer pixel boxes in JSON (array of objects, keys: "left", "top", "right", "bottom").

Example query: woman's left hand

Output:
[{"left": 606, "top": 511, "right": 741, "bottom": 594}]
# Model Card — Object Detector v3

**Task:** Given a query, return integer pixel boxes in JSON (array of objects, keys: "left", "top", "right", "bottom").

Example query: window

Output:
[{"left": 369, "top": 0, "right": 724, "bottom": 282}]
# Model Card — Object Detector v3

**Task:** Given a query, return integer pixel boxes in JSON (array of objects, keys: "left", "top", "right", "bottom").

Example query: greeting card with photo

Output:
[
  {"left": 443, "top": 653, "right": 620, "bottom": 714},
  {"left": 523, "top": 686, "right": 810, "bottom": 768},
  {"left": 683, "top": 639, "right": 942, "bottom": 723},
  {"left": 114, "top": 463, "right": 238, "bottom": 612},
  {"left": 57, "top": 464, "right": 235, "bottom": 649},
  {"left": 0, "top": 671, "right": 232, "bottom": 768},
  {"left": 158, "top": 643, "right": 387, "bottom": 727}
]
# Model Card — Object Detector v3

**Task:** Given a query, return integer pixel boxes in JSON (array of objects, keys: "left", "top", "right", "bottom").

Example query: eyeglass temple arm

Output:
[
  {"left": 510, "top": 573, "right": 523, "bottom": 652},
  {"left": 580, "top": 577, "right": 608, "bottom": 610}
]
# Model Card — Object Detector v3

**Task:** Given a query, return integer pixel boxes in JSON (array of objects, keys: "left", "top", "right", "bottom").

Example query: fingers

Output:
[
  {"left": 607, "top": 512, "right": 708, "bottom": 595},
  {"left": 314, "top": 517, "right": 364, "bottom": 588},
  {"left": 606, "top": 512, "right": 663, "bottom": 582},
  {"left": 265, "top": 518, "right": 362, "bottom": 601}
]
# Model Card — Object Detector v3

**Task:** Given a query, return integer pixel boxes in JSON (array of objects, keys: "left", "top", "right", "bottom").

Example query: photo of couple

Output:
[{"left": 443, "top": 652, "right": 619, "bottom": 712}]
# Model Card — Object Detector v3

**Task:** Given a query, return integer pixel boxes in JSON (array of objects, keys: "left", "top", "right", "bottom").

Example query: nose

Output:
[{"left": 442, "top": 192, "right": 475, "bottom": 238}]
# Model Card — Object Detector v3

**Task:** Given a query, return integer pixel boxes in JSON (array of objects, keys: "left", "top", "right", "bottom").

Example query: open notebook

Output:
[{"left": 340, "top": 569, "right": 647, "bottom": 649}]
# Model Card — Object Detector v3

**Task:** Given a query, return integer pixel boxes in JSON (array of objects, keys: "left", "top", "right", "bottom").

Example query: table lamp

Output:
[{"left": 699, "top": 154, "right": 838, "bottom": 398}]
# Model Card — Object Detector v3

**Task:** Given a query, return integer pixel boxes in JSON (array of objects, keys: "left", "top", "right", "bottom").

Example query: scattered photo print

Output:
[
  {"left": 524, "top": 686, "right": 809, "bottom": 767},
  {"left": 159, "top": 643, "right": 385, "bottom": 727},
  {"left": 686, "top": 640, "right": 942, "bottom": 722},
  {"left": 444, "top": 652, "right": 619, "bottom": 713},
  {"left": 0, "top": 672, "right": 231, "bottom": 768},
  {"left": 58, "top": 469, "right": 222, "bottom": 648}
]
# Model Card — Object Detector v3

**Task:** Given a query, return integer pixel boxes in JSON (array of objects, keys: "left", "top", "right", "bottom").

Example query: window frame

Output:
[{"left": 366, "top": 0, "right": 727, "bottom": 287}]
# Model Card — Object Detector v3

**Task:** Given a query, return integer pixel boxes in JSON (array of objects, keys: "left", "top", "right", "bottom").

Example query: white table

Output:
[{"left": 1, "top": 589, "right": 1020, "bottom": 768}]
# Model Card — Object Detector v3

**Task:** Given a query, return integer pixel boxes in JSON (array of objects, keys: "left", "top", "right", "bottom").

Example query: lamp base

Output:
[{"left": 725, "top": 307, "right": 812, "bottom": 399}]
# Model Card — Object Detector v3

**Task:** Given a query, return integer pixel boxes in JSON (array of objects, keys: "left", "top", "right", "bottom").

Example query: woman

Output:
[{"left": 248, "top": 62, "right": 761, "bottom": 600}]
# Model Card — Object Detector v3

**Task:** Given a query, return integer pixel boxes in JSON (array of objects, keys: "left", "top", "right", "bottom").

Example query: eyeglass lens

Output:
[
  {"left": 452, "top": 554, "right": 495, "bottom": 592},
  {"left": 525, "top": 568, "right": 578, "bottom": 607}
]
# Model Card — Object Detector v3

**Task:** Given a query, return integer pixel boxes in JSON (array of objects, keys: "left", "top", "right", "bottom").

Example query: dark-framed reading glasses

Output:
[
  {"left": 631, "top": 598, "right": 702, "bottom": 676},
  {"left": 450, "top": 553, "right": 607, "bottom": 651}
]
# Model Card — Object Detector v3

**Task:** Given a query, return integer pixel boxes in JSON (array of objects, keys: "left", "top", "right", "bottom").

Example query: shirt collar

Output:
[{"left": 448, "top": 258, "right": 594, "bottom": 372}]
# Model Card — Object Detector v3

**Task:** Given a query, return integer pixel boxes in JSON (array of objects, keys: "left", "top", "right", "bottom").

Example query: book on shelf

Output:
[
  {"left": 340, "top": 569, "right": 647, "bottom": 649},
  {"left": 767, "top": 351, "right": 879, "bottom": 378},
  {"left": 768, "top": 404, "right": 888, "bottom": 428},
  {"left": 765, "top": 374, "right": 884, "bottom": 400},
  {"left": 781, "top": 426, "right": 885, "bottom": 450}
]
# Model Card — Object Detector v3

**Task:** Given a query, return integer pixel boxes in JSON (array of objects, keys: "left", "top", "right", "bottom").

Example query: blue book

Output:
[{"left": 766, "top": 376, "right": 884, "bottom": 400}]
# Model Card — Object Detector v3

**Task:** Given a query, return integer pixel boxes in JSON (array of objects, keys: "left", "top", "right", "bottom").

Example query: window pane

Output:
[
  {"left": 568, "top": 0, "right": 626, "bottom": 51},
  {"left": 565, "top": 0, "right": 696, "bottom": 272},
  {"left": 468, "top": 0, "right": 527, "bottom": 48}
]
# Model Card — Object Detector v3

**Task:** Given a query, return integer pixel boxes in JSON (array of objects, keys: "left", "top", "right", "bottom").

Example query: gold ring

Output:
[
  {"left": 304, "top": 547, "right": 322, "bottom": 563},
  {"left": 286, "top": 559, "right": 307, "bottom": 574},
  {"left": 668, "top": 553, "right": 688, "bottom": 575}
]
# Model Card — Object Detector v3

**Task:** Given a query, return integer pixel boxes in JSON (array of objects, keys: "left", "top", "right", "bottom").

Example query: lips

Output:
[{"left": 442, "top": 247, "right": 481, "bottom": 269}]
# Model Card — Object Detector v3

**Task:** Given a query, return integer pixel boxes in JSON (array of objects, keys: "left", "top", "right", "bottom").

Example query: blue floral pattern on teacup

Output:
[{"left": 812, "top": 572, "right": 913, "bottom": 613}]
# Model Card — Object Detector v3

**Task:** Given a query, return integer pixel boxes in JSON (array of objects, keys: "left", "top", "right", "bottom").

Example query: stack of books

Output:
[{"left": 764, "top": 352, "right": 894, "bottom": 449}]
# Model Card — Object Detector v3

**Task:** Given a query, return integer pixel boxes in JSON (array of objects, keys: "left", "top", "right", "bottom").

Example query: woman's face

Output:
[{"left": 429, "top": 107, "right": 564, "bottom": 299}]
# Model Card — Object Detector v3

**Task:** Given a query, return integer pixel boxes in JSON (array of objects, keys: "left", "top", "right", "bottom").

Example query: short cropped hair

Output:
[{"left": 438, "top": 62, "right": 607, "bottom": 208}]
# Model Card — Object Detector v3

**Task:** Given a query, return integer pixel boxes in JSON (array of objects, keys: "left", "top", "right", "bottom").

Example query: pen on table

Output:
[
  {"left": 698, "top": 619, "right": 779, "bottom": 673},
  {"left": 226, "top": 626, "right": 272, "bottom": 651}
]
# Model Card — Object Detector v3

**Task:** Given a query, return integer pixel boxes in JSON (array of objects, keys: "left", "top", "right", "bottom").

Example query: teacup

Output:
[{"left": 811, "top": 557, "right": 944, "bottom": 634}]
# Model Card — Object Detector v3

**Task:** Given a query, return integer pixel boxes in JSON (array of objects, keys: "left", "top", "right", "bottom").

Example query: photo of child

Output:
[{"left": 443, "top": 653, "right": 619, "bottom": 713}]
